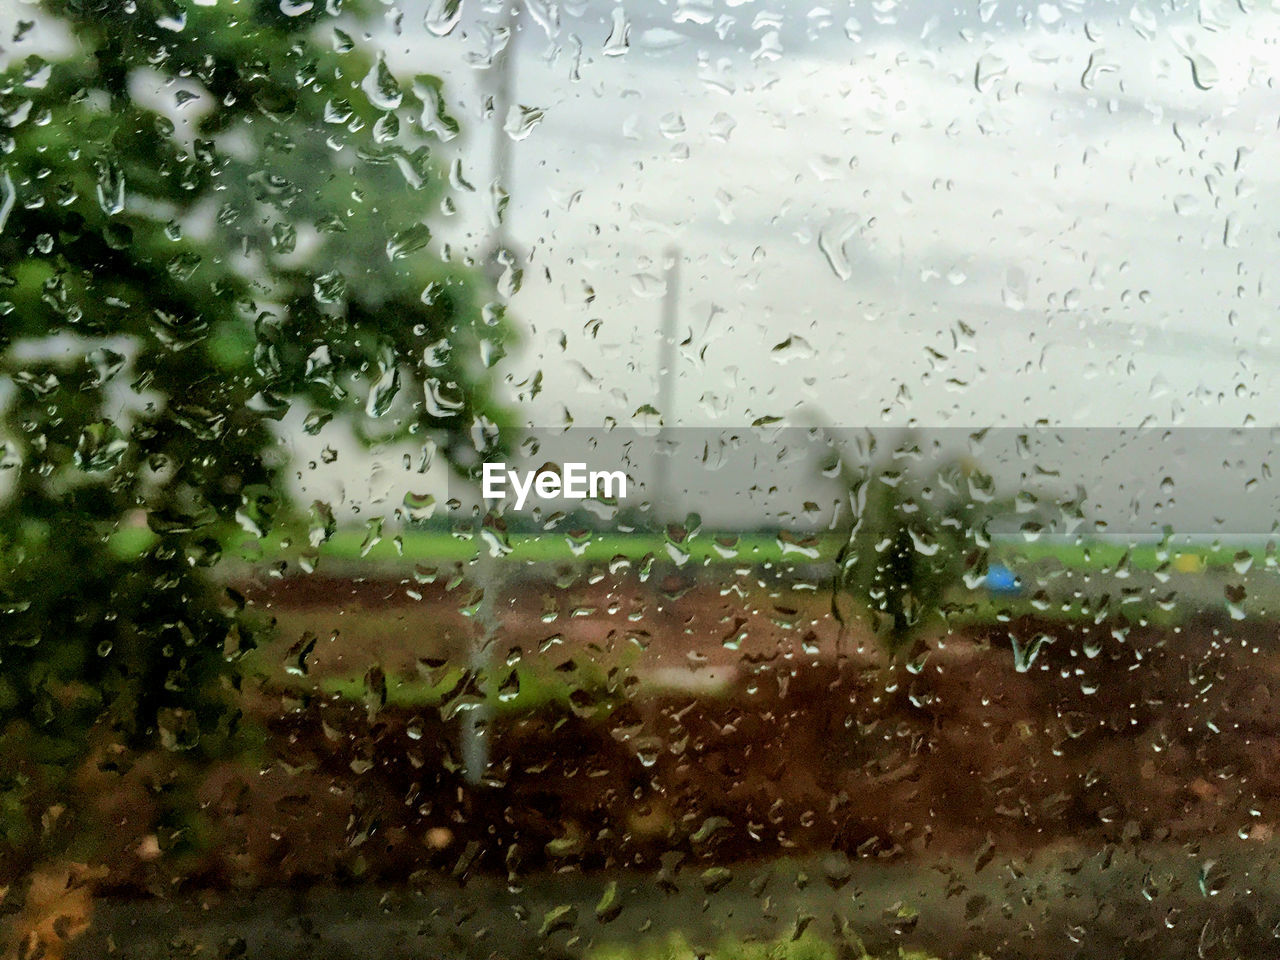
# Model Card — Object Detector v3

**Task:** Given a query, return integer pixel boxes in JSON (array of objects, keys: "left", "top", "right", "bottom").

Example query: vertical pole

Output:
[
  {"left": 652, "top": 246, "right": 680, "bottom": 523},
  {"left": 489, "top": 1, "right": 517, "bottom": 253},
  {"left": 462, "top": 0, "right": 519, "bottom": 786},
  {"left": 461, "top": 538, "right": 497, "bottom": 785}
]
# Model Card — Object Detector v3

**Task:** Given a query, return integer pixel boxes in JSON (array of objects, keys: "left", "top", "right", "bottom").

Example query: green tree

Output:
[
  {"left": 0, "top": 0, "right": 511, "bottom": 873},
  {"left": 830, "top": 432, "right": 990, "bottom": 655}
]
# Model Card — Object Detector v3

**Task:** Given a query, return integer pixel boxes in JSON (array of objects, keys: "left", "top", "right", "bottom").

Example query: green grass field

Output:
[
  {"left": 107, "top": 525, "right": 837, "bottom": 568},
  {"left": 995, "top": 537, "right": 1272, "bottom": 572},
  {"left": 106, "top": 520, "right": 1279, "bottom": 576}
]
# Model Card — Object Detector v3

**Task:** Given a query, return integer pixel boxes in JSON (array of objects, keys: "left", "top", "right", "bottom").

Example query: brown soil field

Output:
[{"left": 63, "top": 569, "right": 1280, "bottom": 894}]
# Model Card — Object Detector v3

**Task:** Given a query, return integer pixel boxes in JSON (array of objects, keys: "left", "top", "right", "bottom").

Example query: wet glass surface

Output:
[{"left": 3, "top": 1, "right": 1280, "bottom": 957}]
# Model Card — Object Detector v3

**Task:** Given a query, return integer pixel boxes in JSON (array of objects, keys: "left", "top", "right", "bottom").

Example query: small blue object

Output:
[{"left": 985, "top": 563, "right": 1021, "bottom": 594}]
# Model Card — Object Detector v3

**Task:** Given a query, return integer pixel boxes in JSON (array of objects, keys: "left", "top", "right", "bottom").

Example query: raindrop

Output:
[
  {"left": 770, "top": 335, "right": 816, "bottom": 364},
  {"left": 74, "top": 422, "right": 128, "bottom": 472},
  {"left": 974, "top": 52, "right": 1007, "bottom": 92},
  {"left": 818, "top": 213, "right": 859, "bottom": 281},
  {"left": 309, "top": 500, "right": 336, "bottom": 548},
  {"left": 362, "top": 58, "right": 402, "bottom": 111},
  {"left": 1225, "top": 582, "right": 1247, "bottom": 620},
  {"left": 402, "top": 492, "right": 436, "bottom": 522},
  {"left": 481, "top": 514, "right": 514, "bottom": 557},
  {"left": 1080, "top": 50, "right": 1116, "bottom": 90},
  {"left": 1010, "top": 631, "right": 1053, "bottom": 672},
  {"left": 908, "top": 525, "right": 940, "bottom": 557},
  {"left": 87, "top": 347, "right": 126, "bottom": 386},
  {"left": 630, "top": 273, "right": 667, "bottom": 299},
  {"left": 701, "top": 866, "right": 733, "bottom": 893},
  {"left": 313, "top": 271, "right": 346, "bottom": 304},
  {"left": 603, "top": 6, "right": 630, "bottom": 56},
  {"left": 386, "top": 223, "right": 432, "bottom": 260},
  {"left": 373, "top": 112, "right": 399, "bottom": 144},
  {"left": 539, "top": 904, "right": 578, "bottom": 937},
  {"left": 497, "top": 669, "right": 520, "bottom": 702},
  {"left": 424, "top": 378, "right": 464, "bottom": 418},
  {"left": 94, "top": 159, "right": 125, "bottom": 216},
  {"left": 709, "top": 112, "right": 736, "bottom": 141},
  {"left": 503, "top": 104, "right": 545, "bottom": 142},
  {"left": 366, "top": 351, "right": 402, "bottom": 417},
  {"left": 1198, "top": 859, "right": 1229, "bottom": 896},
  {"left": 0, "top": 170, "right": 14, "bottom": 235},
  {"left": 1185, "top": 51, "right": 1218, "bottom": 90},
  {"left": 360, "top": 517, "right": 384, "bottom": 558},
  {"left": 425, "top": 0, "right": 463, "bottom": 37},
  {"left": 285, "top": 633, "right": 317, "bottom": 677},
  {"left": 513, "top": 0, "right": 552, "bottom": 37},
  {"left": 415, "top": 78, "right": 460, "bottom": 141},
  {"left": 659, "top": 112, "right": 686, "bottom": 139},
  {"left": 595, "top": 880, "right": 622, "bottom": 923},
  {"left": 631, "top": 404, "right": 663, "bottom": 435}
]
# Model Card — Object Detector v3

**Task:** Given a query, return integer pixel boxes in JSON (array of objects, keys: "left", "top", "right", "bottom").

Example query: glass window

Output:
[{"left": 2, "top": 1, "right": 1277, "bottom": 957}]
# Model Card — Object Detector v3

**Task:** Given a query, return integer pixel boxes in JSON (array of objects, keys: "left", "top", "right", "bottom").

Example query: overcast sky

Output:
[
  {"left": 372, "top": 0, "right": 1280, "bottom": 441},
  {"left": 288, "top": 0, "right": 1280, "bottom": 528}
]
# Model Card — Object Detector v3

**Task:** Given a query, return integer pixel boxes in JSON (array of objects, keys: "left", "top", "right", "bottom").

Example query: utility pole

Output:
[
  {"left": 461, "top": 0, "right": 519, "bottom": 786},
  {"left": 652, "top": 246, "right": 680, "bottom": 523}
]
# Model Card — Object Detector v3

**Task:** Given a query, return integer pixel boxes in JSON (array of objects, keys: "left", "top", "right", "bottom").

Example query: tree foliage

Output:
[
  {"left": 830, "top": 432, "right": 992, "bottom": 654},
  {"left": 0, "top": 0, "right": 510, "bottom": 868}
]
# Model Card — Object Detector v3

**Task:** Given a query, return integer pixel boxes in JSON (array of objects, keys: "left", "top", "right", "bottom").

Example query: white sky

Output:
[{"left": 382, "top": 0, "right": 1280, "bottom": 434}]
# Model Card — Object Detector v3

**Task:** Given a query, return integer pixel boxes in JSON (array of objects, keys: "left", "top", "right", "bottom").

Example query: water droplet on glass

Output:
[
  {"left": 1185, "top": 51, "right": 1218, "bottom": 90},
  {"left": 818, "top": 213, "right": 859, "bottom": 281},
  {"left": 402, "top": 492, "right": 436, "bottom": 522},
  {"left": 0, "top": 170, "right": 14, "bottom": 235},
  {"left": 313, "top": 271, "right": 346, "bottom": 304},
  {"left": 362, "top": 57, "right": 402, "bottom": 111},
  {"left": 74, "top": 422, "right": 128, "bottom": 472},
  {"left": 425, "top": 0, "right": 463, "bottom": 37},
  {"left": 709, "top": 112, "right": 736, "bottom": 141},
  {"left": 386, "top": 223, "right": 431, "bottom": 260},
  {"left": 503, "top": 104, "right": 545, "bottom": 142},
  {"left": 95, "top": 159, "right": 125, "bottom": 216},
  {"left": 974, "top": 52, "right": 1007, "bottom": 92},
  {"left": 1010, "top": 631, "right": 1053, "bottom": 672},
  {"left": 366, "top": 351, "right": 402, "bottom": 418},
  {"left": 603, "top": 6, "right": 631, "bottom": 56}
]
